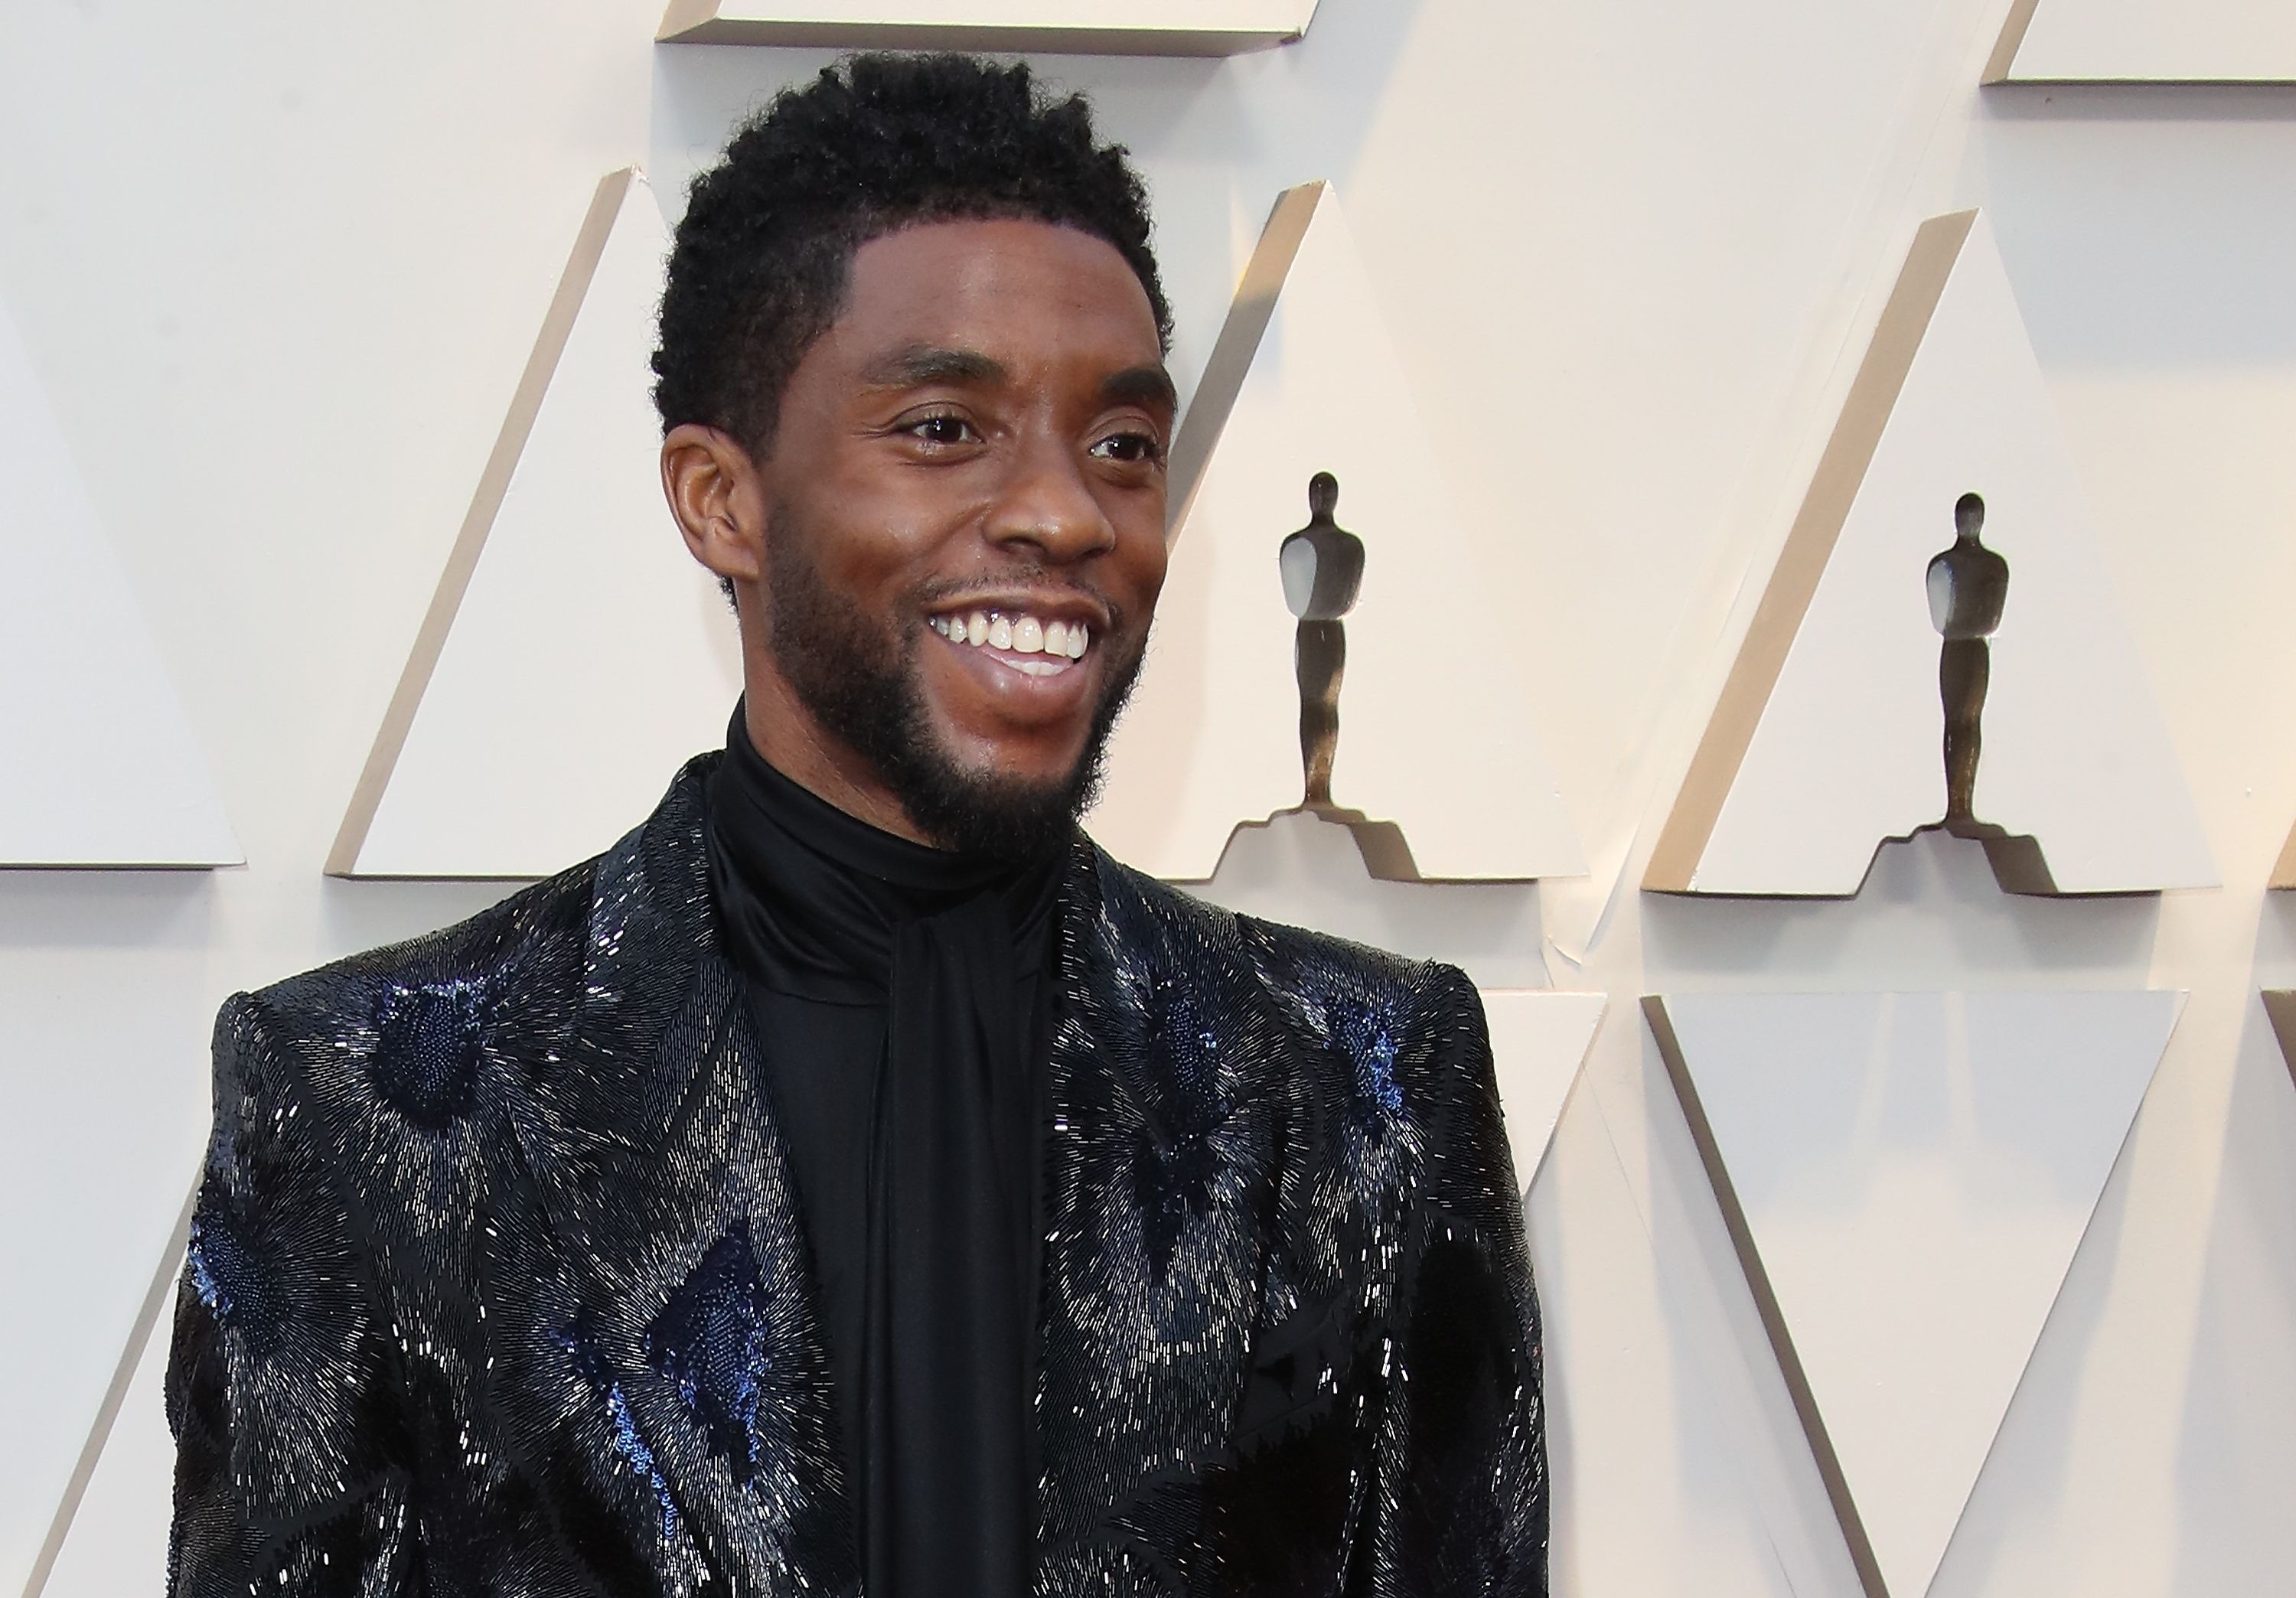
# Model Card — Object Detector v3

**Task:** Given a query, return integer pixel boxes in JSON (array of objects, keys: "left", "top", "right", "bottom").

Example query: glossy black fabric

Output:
[
  {"left": 701, "top": 714, "right": 1059, "bottom": 1596},
  {"left": 168, "top": 756, "right": 1549, "bottom": 1596}
]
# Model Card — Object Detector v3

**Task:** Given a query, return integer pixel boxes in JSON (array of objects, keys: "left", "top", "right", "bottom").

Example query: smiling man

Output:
[{"left": 168, "top": 56, "right": 1547, "bottom": 1598}]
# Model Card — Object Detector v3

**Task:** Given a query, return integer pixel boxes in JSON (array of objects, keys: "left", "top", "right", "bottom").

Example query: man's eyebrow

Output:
[
  {"left": 1101, "top": 364, "right": 1178, "bottom": 415},
  {"left": 859, "top": 344, "right": 1008, "bottom": 390}
]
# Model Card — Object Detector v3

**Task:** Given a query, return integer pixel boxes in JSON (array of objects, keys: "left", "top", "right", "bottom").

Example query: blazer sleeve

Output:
[
  {"left": 166, "top": 992, "right": 415, "bottom": 1596},
  {"left": 1368, "top": 962, "right": 1550, "bottom": 1596}
]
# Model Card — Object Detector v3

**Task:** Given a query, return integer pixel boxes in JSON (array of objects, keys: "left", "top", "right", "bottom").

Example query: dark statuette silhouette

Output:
[
  {"left": 1926, "top": 491, "right": 2011, "bottom": 835},
  {"left": 1280, "top": 471, "right": 1366, "bottom": 808}
]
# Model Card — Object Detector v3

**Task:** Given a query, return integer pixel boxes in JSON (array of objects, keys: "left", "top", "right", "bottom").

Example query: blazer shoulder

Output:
[
  {"left": 243, "top": 858, "right": 595, "bottom": 1030},
  {"left": 1081, "top": 842, "right": 1474, "bottom": 1038},
  {"left": 1083, "top": 844, "right": 1247, "bottom": 952},
  {"left": 214, "top": 857, "right": 599, "bottom": 1133},
  {"left": 201, "top": 859, "right": 604, "bottom": 1275}
]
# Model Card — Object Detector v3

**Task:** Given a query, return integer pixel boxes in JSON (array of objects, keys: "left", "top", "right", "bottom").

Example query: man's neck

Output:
[{"left": 739, "top": 671, "right": 936, "bottom": 850}]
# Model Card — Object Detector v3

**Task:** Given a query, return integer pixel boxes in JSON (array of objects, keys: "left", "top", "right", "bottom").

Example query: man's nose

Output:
[{"left": 983, "top": 432, "right": 1117, "bottom": 564}]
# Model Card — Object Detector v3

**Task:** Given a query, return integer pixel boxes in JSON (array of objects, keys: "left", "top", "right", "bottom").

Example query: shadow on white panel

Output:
[
  {"left": 1987, "top": 0, "right": 2296, "bottom": 83},
  {"left": 331, "top": 168, "right": 742, "bottom": 879},
  {"left": 1089, "top": 182, "right": 1584, "bottom": 885},
  {"left": 1646, "top": 990, "right": 2180, "bottom": 1598},
  {"left": 656, "top": 0, "right": 1319, "bottom": 54},
  {"left": 0, "top": 303, "right": 239, "bottom": 867},
  {"left": 1648, "top": 210, "right": 2214, "bottom": 898},
  {"left": 1482, "top": 990, "right": 1604, "bottom": 1194}
]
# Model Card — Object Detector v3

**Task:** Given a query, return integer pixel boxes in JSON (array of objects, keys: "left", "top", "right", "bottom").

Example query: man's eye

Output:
[
  {"left": 1091, "top": 431, "right": 1163, "bottom": 465},
  {"left": 906, "top": 416, "right": 978, "bottom": 446}
]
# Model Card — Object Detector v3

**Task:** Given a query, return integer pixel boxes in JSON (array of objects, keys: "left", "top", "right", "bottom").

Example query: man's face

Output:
[{"left": 686, "top": 217, "right": 1173, "bottom": 854}]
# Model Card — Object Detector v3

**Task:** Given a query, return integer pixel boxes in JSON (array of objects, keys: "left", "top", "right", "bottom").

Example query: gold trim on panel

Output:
[
  {"left": 655, "top": 0, "right": 723, "bottom": 41},
  {"left": 2264, "top": 991, "right": 2296, "bottom": 1074},
  {"left": 1981, "top": 0, "right": 2044, "bottom": 84}
]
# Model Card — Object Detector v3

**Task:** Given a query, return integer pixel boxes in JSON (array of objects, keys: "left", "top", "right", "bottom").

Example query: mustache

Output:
[{"left": 911, "top": 569, "right": 1125, "bottom": 635}]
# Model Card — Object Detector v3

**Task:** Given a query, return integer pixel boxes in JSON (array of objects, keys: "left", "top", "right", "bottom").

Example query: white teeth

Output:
[{"left": 931, "top": 609, "right": 1092, "bottom": 663}]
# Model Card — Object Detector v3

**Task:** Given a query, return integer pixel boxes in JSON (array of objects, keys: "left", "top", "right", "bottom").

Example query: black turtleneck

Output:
[{"left": 701, "top": 709, "right": 1062, "bottom": 1596}]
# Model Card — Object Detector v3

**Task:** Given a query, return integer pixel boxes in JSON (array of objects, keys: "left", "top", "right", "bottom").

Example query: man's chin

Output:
[
  {"left": 887, "top": 728, "right": 1090, "bottom": 859},
  {"left": 792, "top": 649, "right": 1127, "bottom": 861},
  {"left": 907, "top": 774, "right": 1089, "bottom": 863}
]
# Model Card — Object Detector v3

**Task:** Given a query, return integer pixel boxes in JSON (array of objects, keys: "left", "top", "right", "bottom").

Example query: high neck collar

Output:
[{"left": 703, "top": 707, "right": 1065, "bottom": 1002}]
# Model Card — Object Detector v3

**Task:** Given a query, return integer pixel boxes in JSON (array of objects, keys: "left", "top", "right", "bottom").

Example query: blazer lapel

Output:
[
  {"left": 1035, "top": 845, "right": 1303, "bottom": 1577},
  {"left": 482, "top": 757, "right": 857, "bottom": 1595}
]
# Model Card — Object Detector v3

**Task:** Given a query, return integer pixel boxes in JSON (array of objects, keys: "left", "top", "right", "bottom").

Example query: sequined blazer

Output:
[{"left": 168, "top": 758, "right": 1547, "bottom": 1596}]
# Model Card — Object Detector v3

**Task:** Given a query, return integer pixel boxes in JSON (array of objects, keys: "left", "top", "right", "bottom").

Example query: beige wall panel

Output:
[
  {"left": 1649, "top": 212, "right": 2214, "bottom": 898},
  {"left": 1089, "top": 184, "right": 1583, "bottom": 883},
  {"left": 1650, "top": 990, "right": 2180, "bottom": 1598},
  {"left": 1988, "top": 0, "right": 2296, "bottom": 83},
  {"left": 0, "top": 300, "right": 239, "bottom": 868},
  {"left": 657, "top": 0, "right": 1319, "bottom": 53},
  {"left": 332, "top": 170, "right": 742, "bottom": 879}
]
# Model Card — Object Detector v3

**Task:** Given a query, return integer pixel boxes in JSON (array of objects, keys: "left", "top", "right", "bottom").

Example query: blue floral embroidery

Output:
[
  {"left": 371, "top": 977, "right": 493, "bottom": 1130},
  {"left": 646, "top": 1221, "right": 775, "bottom": 1484},
  {"left": 556, "top": 1324, "right": 683, "bottom": 1541}
]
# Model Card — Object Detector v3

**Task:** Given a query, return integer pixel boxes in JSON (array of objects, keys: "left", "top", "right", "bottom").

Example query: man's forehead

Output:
[{"left": 832, "top": 217, "right": 1164, "bottom": 367}]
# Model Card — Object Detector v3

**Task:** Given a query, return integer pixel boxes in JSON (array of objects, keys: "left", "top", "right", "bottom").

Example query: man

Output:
[{"left": 168, "top": 55, "right": 1546, "bottom": 1596}]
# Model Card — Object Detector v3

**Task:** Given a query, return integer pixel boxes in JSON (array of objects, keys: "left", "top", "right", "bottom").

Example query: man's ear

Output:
[{"left": 661, "top": 423, "right": 768, "bottom": 587}]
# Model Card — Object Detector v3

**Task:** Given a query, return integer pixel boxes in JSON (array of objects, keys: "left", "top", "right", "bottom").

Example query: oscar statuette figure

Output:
[
  {"left": 1926, "top": 491, "right": 2011, "bottom": 835},
  {"left": 1280, "top": 471, "right": 1367, "bottom": 809}
]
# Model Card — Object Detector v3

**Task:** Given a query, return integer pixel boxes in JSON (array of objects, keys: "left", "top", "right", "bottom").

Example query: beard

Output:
[{"left": 762, "top": 510, "right": 1145, "bottom": 863}]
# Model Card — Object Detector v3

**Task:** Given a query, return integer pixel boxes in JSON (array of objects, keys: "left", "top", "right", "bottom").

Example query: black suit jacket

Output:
[{"left": 168, "top": 758, "right": 1548, "bottom": 1596}]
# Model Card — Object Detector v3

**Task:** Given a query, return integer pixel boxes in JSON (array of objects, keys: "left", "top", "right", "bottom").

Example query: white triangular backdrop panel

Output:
[
  {"left": 1089, "top": 184, "right": 1583, "bottom": 882},
  {"left": 1991, "top": 0, "right": 2296, "bottom": 83},
  {"left": 338, "top": 171, "right": 742, "bottom": 877},
  {"left": 0, "top": 299, "right": 239, "bottom": 866},
  {"left": 1685, "top": 212, "right": 2213, "bottom": 896},
  {"left": 1655, "top": 989, "right": 2180, "bottom": 1598},
  {"left": 1482, "top": 989, "right": 1605, "bottom": 1193},
  {"left": 34, "top": 1279, "right": 178, "bottom": 1598}
]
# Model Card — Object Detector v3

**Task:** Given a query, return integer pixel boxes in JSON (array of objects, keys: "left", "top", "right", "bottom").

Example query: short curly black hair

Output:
[{"left": 653, "top": 53, "right": 1171, "bottom": 455}]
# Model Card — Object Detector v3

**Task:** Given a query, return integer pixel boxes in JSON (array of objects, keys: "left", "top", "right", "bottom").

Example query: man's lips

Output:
[{"left": 921, "top": 607, "right": 1105, "bottom": 732}]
